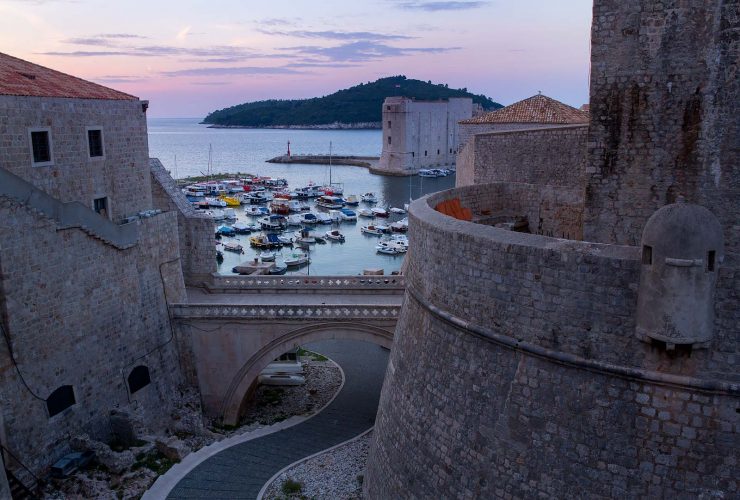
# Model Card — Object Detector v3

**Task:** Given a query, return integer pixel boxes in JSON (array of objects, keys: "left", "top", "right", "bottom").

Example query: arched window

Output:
[
  {"left": 127, "top": 365, "right": 151, "bottom": 394},
  {"left": 47, "top": 385, "right": 75, "bottom": 417}
]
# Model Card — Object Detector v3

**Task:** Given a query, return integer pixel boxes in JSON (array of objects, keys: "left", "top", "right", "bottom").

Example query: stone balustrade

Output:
[
  {"left": 205, "top": 274, "right": 406, "bottom": 293},
  {"left": 171, "top": 303, "right": 400, "bottom": 320}
]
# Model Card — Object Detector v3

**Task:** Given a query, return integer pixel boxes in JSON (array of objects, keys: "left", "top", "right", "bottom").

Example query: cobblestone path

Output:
[{"left": 166, "top": 339, "right": 389, "bottom": 499}]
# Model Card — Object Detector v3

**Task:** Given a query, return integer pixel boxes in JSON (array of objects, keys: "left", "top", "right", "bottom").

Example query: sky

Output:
[{"left": 0, "top": 0, "right": 593, "bottom": 118}]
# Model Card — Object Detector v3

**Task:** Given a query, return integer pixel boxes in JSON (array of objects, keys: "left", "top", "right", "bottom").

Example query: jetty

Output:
[{"left": 266, "top": 154, "right": 379, "bottom": 168}]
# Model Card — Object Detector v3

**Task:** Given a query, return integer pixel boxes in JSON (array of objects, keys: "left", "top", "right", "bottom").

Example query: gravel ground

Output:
[{"left": 263, "top": 431, "right": 371, "bottom": 500}]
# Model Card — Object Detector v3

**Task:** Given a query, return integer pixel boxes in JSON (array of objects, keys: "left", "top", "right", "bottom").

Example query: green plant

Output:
[{"left": 282, "top": 478, "right": 303, "bottom": 495}]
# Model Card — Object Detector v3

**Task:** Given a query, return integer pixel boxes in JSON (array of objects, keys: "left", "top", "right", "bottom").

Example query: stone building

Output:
[
  {"left": 365, "top": 0, "right": 738, "bottom": 498},
  {"left": 0, "top": 52, "right": 213, "bottom": 489},
  {"left": 374, "top": 96, "right": 472, "bottom": 176},
  {"left": 456, "top": 94, "right": 589, "bottom": 187}
]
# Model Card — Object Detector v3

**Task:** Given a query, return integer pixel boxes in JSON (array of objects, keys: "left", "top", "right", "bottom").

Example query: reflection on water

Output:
[{"left": 148, "top": 118, "right": 456, "bottom": 275}]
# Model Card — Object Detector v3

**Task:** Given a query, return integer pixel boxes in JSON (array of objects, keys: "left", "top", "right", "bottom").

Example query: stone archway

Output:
[{"left": 219, "top": 322, "right": 394, "bottom": 425}]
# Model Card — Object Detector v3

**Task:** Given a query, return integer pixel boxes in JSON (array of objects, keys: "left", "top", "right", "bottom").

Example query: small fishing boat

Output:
[
  {"left": 390, "top": 219, "right": 409, "bottom": 232},
  {"left": 316, "top": 212, "right": 332, "bottom": 224},
  {"left": 249, "top": 234, "right": 283, "bottom": 248},
  {"left": 206, "top": 197, "right": 227, "bottom": 207},
  {"left": 390, "top": 207, "right": 406, "bottom": 214},
  {"left": 216, "top": 225, "right": 235, "bottom": 236},
  {"left": 294, "top": 229, "right": 316, "bottom": 244},
  {"left": 300, "top": 212, "right": 319, "bottom": 225},
  {"left": 418, "top": 169, "right": 439, "bottom": 177},
  {"left": 316, "top": 195, "right": 344, "bottom": 209},
  {"left": 245, "top": 206, "right": 270, "bottom": 216},
  {"left": 339, "top": 209, "right": 357, "bottom": 221},
  {"left": 288, "top": 200, "right": 309, "bottom": 212},
  {"left": 371, "top": 207, "right": 389, "bottom": 218},
  {"left": 232, "top": 223, "right": 252, "bottom": 234},
  {"left": 344, "top": 194, "right": 359, "bottom": 206},
  {"left": 361, "top": 224, "right": 388, "bottom": 235},
  {"left": 223, "top": 208, "right": 237, "bottom": 219},
  {"left": 222, "top": 242, "right": 244, "bottom": 253},
  {"left": 361, "top": 192, "right": 377, "bottom": 203},
  {"left": 325, "top": 229, "right": 345, "bottom": 242},
  {"left": 286, "top": 214, "right": 304, "bottom": 226},
  {"left": 270, "top": 199, "right": 290, "bottom": 215},
  {"left": 284, "top": 250, "right": 310, "bottom": 267},
  {"left": 259, "top": 251, "right": 276, "bottom": 262},
  {"left": 220, "top": 195, "right": 241, "bottom": 207},
  {"left": 277, "top": 234, "right": 294, "bottom": 245},
  {"left": 259, "top": 214, "right": 287, "bottom": 230},
  {"left": 358, "top": 208, "right": 374, "bottom": 218},
  {"left": 209, "top": 209, "right": 225, "bottom": 221},
  {"left": 269, "top": 263, "right": 288, "bottom": 275}
]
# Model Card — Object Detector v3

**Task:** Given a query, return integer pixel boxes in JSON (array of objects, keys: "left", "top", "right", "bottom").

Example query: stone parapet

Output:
[{"left": 205, "top": 275, "right": 405, "bottom": 294}]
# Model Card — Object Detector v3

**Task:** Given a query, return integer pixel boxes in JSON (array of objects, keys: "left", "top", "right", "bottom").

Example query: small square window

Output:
[
  {"left": 30, "top": 130, "right": 52, "bottom": 165},
  {"left": 88, "top": 129, "right": 104, "bottom": 157}
]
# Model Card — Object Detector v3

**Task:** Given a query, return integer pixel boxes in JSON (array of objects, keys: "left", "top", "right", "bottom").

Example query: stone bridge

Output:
[{"left": 171, "top": 275, "right": 404, "bottom": 425}]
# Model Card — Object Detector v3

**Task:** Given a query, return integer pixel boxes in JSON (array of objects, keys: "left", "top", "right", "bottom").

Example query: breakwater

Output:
[{"left": 267, "top": 155, "right": 380, "bottom": 168}]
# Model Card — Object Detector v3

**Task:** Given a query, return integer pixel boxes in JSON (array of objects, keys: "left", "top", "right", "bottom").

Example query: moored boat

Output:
[
  {"left": 371, "top": 207, "right": 389, "bottom": 218},
  {"left": 325, "top": 229, "right": 345, "bottom": 242},
  {"left": 284, "top": 250, "right": 310, "bottom": 267},
  {"left": 361, "top": 224, "right": 388, "bottom": 235},
  {"left": 339, "top": 208, "right": 357, "bottom": 221},
  {"left": 358, "top": 208, "right": 374, "bottom": 218},
  {"left": 361, "top": 192, "right": 377, "bottom": 203},
  {"left": 222, "top": 241, "right": 244, "bottom": 253}
]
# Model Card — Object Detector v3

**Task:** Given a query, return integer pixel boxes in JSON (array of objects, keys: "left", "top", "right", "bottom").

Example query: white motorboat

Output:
[
  {"left": 258, "top": 214, "right": 287, "bottom": 230},
  {"left": 358, "top": 208, "right": 374, "bottom": 218},
  {"left": 376, "top": 244, "right": 405, "bottom": 255},
  {"left": 361, "top": 192, "right": 377, "bottom": 203},
  {"left": 284, "top": 250, "right": 310, "bottom": 267},
  {"left": 277, "top": 234, "right": 294, "bottom": 245},
  {"left": 316, "top": 195, "right": 344, "bottom": 209},
  {"left": 418, "top": 169, "right": 439, "bottom": 177},
  {"left": 325, "top": 229, "right": 345, "bottom": 242},
  {"left": 232, "top": 222, "right": 252, "bottom": 234},
  {"left": 286, "top": 214, "right": 304, "bottom": 226},
  {"left": 209, "top": 209, "right": 225, "bottom": 221},
  {"left": 371, "top": 207, "right": 389, "bottom": 218},
  {"left": 390, "top": 207, "right": 406, "bottom": 214},
  {"left": 223, "top": 208, "right": 237, "bottom": 219},
  {"left": 361, "top": 224, "right": 388, "bottom": 235},
  {"left": 245, "top": 205, "right": 269, "bottom": 216},
  {"left": 391, "top": 217, "right": 409, "bottom": 232},
  {"left": 344, "top": 194, "right": 359, "bottom": 206},
  {"left": 259, "top": 251, "right": 276, "bottom": 262},
  {"left": 300, "top": 212, "right": 319, "bottom": 225},
  {"left": 206, "top": 197, "right": 227, "bottom": 207},
  {"left": 222, "top": 241, "right": 243, "bottom": 253},
  {"left": 288, "top": 200, "right": 309, "bottom": 212}
]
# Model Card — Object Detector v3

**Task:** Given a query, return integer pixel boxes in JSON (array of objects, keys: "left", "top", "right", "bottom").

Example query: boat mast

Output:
[
  {"left": 329, "top": 141, "right": 332, "bottom": 186},
  {"left": 208, "top": 144, "right": 212, "bottom": 179}
]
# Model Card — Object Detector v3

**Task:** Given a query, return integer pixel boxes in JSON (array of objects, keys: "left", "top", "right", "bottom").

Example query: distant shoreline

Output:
[{"left": 203, "top": 122, "right": 381, "bottom": 130}]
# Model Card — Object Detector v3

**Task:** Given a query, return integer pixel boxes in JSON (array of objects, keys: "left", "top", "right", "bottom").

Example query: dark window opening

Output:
[
  {"left": 424, "top": 150, "right": 427, "bottom": 156},
  {"left": 642, "top": 245, "right": 652, "bottom": 265},
  {"left": 276, "top": 351, "right": 298, "bottom": 362},
  {"left": 47, "top": 385, "right": 75, "bottom": 417},
  {"left": 450, "top": 148, "right": 453, "bottom": 154},
  {"left": 386, "top": 106, "right": 390, "bottom": 111},
  {"left": 94, "top": 197, "right": 108, "bottom": 218},
  {"left": 387, "top": 120, "right": 391, "bottom": 128},
  {"left": 411, "top": 152, "right": 414, "bottom": 157},
  {"left": 707, "top": 250, "right": 715, "bottom": 272},
  {"left": 127, "top": 366, "right": 151, "bottom": 394},
  {"left": 437, "top": 149, "right": 440, "bottom": 155},
  {"left": 388, "top": 136, "right": 392, "bottom": 145},
  {"left": 31, "top": 131, "right": 51, "bottom": 163},
  {"left": 88, "top": 129, "right": 103, "bottom": 157}
]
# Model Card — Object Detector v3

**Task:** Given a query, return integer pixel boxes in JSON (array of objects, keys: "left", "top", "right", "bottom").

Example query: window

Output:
[
  {"left": 411, "top": 152, "right": 415, "bottom": 157},
  {"left": 424, "top": 150, "right": 427, "bottom": 156},
  {"left": 127, "top": 366, "right": 151, "bottom": 394},
  {"left": 29, "top": 129, "right": 52, "bottom": 165},
  {"left": 388, "top": 120, "right": 392, "bottom": 128},
  {"left": 388, "top": 136, "right": 392, "bottom": 145},
  {"left": 87, "top": 128, "right": 104, "bottom": 157},
  {"left": 94, "top": 197, "right": 108, "bottom": 218},
  {"left": 450, "top": 148, "right": 453, "bottom": 154},
  {"left": 47, "top": 385, "right": 76, "bottom": 417},
  {"left": 642, "top": 245, "right": 652, "bottom": 265},
  {"left": 437, "top": 149, "right": 440, "bottom": 155},
  {"left": 707, "top": 250, "right": 715, "bottom": 272}
]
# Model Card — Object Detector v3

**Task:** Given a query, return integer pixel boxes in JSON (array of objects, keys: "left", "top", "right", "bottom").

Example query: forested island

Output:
[{"left": 202, "top": 76, "right": 502, "bottom": 128}]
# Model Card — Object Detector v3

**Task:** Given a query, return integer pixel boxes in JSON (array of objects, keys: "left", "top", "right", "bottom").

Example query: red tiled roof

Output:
[
  {"left": 460, "top": 94, "right": 588, "bottom": 125},
  {"left": 0, "top": 52, "right": 137, "bottom": 100}
]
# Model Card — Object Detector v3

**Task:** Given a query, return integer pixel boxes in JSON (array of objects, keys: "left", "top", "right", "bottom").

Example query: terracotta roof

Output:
[
  {"left": 460, "top": 94, "right": 588, "bottom": 125},
  {"left": 0, "top": 52, "right": 137, "bottom": 100}
]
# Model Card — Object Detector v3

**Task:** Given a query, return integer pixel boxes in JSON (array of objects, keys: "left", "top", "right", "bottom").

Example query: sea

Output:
[{"left": 147, "top": 118, "right": 456, "bottom": 276}]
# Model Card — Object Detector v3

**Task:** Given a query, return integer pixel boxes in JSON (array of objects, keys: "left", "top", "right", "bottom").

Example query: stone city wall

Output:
[
  {"left": 0, "top": 197, "right": 185, "bottom": 474},
  {"left": 0, "top": 96, "right": 152, "bottom": 220},
  {"left": 365, "top": 187, "right": 739, "bottom": 498},
  {"left": 457, "top": 122, "right": 579, "bottom": 157},
  {"left": 584, "top": 0, "right": 739, "bottom": 253},
  {"left": 150, "top": 158, "right": 215, "bottom": 285},
  {"left": 456, "top": 125, "right": 588, "bottom": 189}
]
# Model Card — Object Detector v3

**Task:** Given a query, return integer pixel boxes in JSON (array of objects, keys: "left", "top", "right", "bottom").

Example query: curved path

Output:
[{"left": 166, "top": 339, "right": 389, "bottom": 499}]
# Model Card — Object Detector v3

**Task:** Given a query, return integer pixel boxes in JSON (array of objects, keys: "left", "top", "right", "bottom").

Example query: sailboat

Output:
[{"left": 322, "top": 141, "right": 344, "bottom": 196}]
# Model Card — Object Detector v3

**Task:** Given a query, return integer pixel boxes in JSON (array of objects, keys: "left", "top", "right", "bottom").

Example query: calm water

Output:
[{"left": 147, "top": 118, "right": 455, "bottom": 275}]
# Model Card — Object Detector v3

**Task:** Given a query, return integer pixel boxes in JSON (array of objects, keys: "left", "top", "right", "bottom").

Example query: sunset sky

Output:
[{"left": 0, "top": 0, "right": 593, "bottom": 117}]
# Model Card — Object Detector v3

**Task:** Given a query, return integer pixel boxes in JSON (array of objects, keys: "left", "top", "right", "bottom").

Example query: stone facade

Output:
[
  {"left": 150, "top": 159, "right": 215, "bottom": 285},
  {"left": 375, "top": 97, "right": 472, "bottom": 175},
  {"left": 456, "top": 125, "right": 588, "bottom": 189},
  {"left": 0, "top": 95, "right": 151, "bottom": 221},
  {"left": 365, "top": 0, "right": 738, "bottom": 497},
  {"left": 0, "top": 62, "right": 214, "bottom": 482}
]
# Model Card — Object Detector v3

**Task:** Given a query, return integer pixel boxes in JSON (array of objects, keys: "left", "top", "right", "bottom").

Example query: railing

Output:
[
  {"left": 0, "top": 166, "right": 138, "bottom": 249},
  {"left": 206, "top": 274, "right": 406, "bottom": 292},
  {"left": 171, "top": 303, "right": 401, "bottom": 320},
  {"left": 1, "top": 443, "right": 41, "bottom": 497}
]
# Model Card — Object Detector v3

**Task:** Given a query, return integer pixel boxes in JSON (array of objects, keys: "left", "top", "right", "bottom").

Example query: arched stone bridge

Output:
[{"left": 170, "top": 275, "right": 404, "bottom": 425}]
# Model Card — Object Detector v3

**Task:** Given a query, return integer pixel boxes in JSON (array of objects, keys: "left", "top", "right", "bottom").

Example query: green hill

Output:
[{"left": 202, "top": 76, "right": 502, "bottom": 127}]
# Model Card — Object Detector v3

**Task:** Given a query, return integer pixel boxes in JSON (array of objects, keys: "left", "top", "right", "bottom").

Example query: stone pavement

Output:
[{"left": 165, "top": 339, "right": 389, "bottom": 499}]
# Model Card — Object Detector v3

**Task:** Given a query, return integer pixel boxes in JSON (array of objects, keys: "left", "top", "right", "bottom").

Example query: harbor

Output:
[{"left": 148, "top": 118, "right": 456, "bottom": 275}]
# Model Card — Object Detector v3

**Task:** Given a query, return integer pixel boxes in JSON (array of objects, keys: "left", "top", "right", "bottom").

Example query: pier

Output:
[{"left": 266, "top": 154, "right": 379, "bottom": 169}]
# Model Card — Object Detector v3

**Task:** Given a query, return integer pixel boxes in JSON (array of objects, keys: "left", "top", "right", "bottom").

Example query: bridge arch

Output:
[{"left": 219, "top": 321, "right": 394, "bottom": 425}]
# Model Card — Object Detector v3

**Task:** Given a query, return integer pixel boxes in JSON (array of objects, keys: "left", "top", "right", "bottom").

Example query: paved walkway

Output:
[
  {"left": 165, "top": 339, "right": 389, "bottom": 499},
  {"left": 186, "top": 287, "right": 404, "bottom": 306}
]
